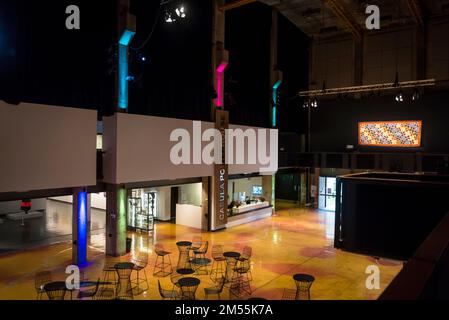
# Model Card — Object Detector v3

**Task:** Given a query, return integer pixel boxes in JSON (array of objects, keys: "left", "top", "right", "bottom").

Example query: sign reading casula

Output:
[{"left": 214, "top": 110, "right": 229, "bottom": 230}]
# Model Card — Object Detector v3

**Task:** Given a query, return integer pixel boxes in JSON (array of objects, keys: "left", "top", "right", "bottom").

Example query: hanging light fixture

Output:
[
  {"left": 395, "top": 91, "right": 404, "bottom": 102},
  {"left": 412, "top": 88, "right": 421, "bottom": 101},
  {"left": 303, "top": 100, "right": 310, "bottom": 108}
]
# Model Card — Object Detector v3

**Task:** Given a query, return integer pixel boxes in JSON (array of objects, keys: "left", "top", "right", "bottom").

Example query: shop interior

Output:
[
  {"left": 227, "top": 176, "right": 271, "bottom": 217},
  {"left": 127, "top": 182, "right": 203, "bottom": 231}
]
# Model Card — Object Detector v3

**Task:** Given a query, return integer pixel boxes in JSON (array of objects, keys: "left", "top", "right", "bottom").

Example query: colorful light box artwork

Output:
[{"left": 358, "top": 120, "right": 422, "bottom": 147}]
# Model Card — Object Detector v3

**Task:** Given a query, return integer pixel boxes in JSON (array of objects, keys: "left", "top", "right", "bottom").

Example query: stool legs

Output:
[
  {"left": 210, "top": 259, "right": 226, "bottom": 282},
  {"left": 153, "top": 253, "right": 173, "bottom": 277}
]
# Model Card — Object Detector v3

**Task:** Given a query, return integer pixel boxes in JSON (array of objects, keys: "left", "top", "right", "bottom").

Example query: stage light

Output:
[
  {"left": 165, "top": 10, "right": 174, "bottom": 23},
  {"left": 412, "top": 88, "right": 420, "bottom": 101},
  {"left": 311, "top": 98, "right": 318, "bottom": 108},
  {"left": 175, "top": 6, "right": 186, "bottom": 18},
  {"left": 395, "top": 91, "right": 404, "bottom": 102},
  {"left": 303, "top": 100, "right": 310, "bottom": 108}
]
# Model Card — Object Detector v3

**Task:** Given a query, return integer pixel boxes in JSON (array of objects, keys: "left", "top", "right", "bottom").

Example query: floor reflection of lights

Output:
[{"left": 0, "top": 202, "right": 403, "bottom": 300}]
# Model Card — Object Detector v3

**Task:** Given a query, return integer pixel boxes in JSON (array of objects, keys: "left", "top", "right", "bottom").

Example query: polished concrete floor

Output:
[
  {"left": 0, "top": 200, "right": 105, "bottom": 252},
  {"left": 0, "top": 202, "right": 403, "bottom": 300}
]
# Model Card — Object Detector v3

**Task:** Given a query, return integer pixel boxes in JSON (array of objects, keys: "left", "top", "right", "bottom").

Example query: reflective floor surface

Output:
[
  {"left": 0, "top": 199, "right": 106, "bottom": 252},
  {"left": 0, "top": 202, "right": 403, "bottom": 300}
]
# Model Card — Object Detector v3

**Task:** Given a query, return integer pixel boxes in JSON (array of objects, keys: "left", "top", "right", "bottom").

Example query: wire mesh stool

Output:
[
  {"left": 210, "top": 245, "right": 226, "bottom": 283},
  {"left": 35, "top": 271, "right": 52, "bottom": 300},
  {"left": 176, "top": 241, "right": 193, "bottom": 272},
  {"left": 132, "top": 253, "right": 149, "bottom": 295},
  {"left": 238, "top": 246, "right": 253, "bottom": 281},
  {"left": 232, "top": 259, "right": 252, "bottom": 296},
  {"left": 190, "top": 236, "right": 203, "bottom": 251},
  {"left": 101, "top": 260, "right": 119, "bottom": 288},
  {"left": 114, "top": 262, "right": 134, "bottom": 300},
  {"left": 192, "top": 241, "right": 210, "bottom": 275},
  {"left": 153, "top": 243, "right": 173, "bottom": 277},
  {"left": 293, "top": 274, "right": 315, "bottom": 300},
  {"left": 158, "top": 280, "right": 179, "bottom": 300}
]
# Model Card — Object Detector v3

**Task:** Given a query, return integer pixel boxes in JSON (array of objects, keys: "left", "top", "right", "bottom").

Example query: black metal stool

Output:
[
  {"left": 153, "top": 243, "right": 173, "bottom": 277},
  {"left": 210, "top": 245, "right": 226, "bottom": 283},
  {"left": 293, "top": 274, "right": 315, "bottom": 300},
  {"left": 101, "top": 260, "right": 118, "bottom": 287},
  {"left": 132, "top": 253, "right": 149, "bottom": 294}
]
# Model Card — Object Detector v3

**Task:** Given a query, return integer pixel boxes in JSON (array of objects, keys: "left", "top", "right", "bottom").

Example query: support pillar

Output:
[
  {"left": 262, "top": 175, "right": 275, "bottom": 212},
  {"left": 201, "top": 177, "right": 210, "bottom": 231},
  {"left": 106, "top": 185, "right": 127, "bottom": 256},
  {"left": 87, "top": 193, "right": 91, "bottom": 235},
  {"left": 72, "top": 188, "right": 88, "bottom": 266},
  {"left": 211, "top": 0, "right": 226, "bottom": 120}
]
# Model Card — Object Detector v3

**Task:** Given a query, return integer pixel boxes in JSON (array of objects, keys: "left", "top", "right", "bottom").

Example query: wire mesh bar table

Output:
[
  {"left": 176, "top": 241, "right": 193, "bottom": 272},
  {"left": 293, "top": 274, "right": 315, "bottom": 300},
  {"left": 178, "top": 277, "right": 200, "bottom": 300},
  {"left": 44, "top": 281, "right": 67, "bottom": 300},
  {"left": 223, "top": 251, "right": 241, "bottom": 284},
  {"left": 114, "top": 262, "right": 135, "bottom": 300}
]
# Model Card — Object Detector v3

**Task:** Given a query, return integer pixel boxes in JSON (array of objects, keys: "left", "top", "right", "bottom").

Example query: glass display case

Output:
[{"left": 128, "top": 189, "right": 155, "bottom": 232}]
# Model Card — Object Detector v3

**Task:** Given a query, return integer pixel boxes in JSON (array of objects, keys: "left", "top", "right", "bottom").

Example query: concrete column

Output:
[
  {"left": 262, "top": 175, "right": 274, "bottom": 211},
  {"left": 106, "top": 185, "right": 127, "bottom": 256},
  {"left": 87, "top": 193, "right": 91, "bottom": 235},
  {"left": 299, "top": 171, "right": 307, "bottom": 207},
  {"left": 72, "top": 188, "right": 88, "bottom": 266},
  {"left": 201, "top": 177, "right": 210, "bottom": 231},
  {"left": 211, "top": 0, "right": 226, "bottom": 121}
]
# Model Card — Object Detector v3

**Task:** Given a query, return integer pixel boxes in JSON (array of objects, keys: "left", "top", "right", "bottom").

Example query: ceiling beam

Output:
[
  {"left": 406, "top": 0, "right": 425, "bottom": 27},
  {"left": 219, "top": 0, "right": 258, "bottom": 11},
  {"left": 324, "top": 0, "right": 363, "bottom": 40}
]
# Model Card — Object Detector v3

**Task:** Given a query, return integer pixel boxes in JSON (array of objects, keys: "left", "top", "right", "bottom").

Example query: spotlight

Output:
[
  {"left": 412, "top": 88, "right": 420, "bottom": 101},
  {"left": 311, "top": 98, "right": 318, "bottom": 108},
  {"left": 395, "top": 91, "right": 404, "bottom": 102},
  {"left": 175, "top": 6, "right": 186, "bottom": 18},
  {"left": 303, "top": 100, "right": 310, "bottom": 108},
  {"left": 165, "top": 10, "right": 174, "bottom": 23}
]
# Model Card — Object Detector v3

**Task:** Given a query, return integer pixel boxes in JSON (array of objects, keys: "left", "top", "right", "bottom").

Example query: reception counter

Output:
[{"left": 227, "top": 201, "right": 272, "bottom": 228}]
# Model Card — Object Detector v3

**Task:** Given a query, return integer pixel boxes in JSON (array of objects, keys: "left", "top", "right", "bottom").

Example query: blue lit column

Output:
[
  {"left": 272, "top": 80, "right": 282, "bottom": 128},
  {"left": 117, "top": 30, "right": 135, "bottom": 111},
  {"left": 72, "top": 188, "right": 88, "bottom": 266},
  {"left": 116, "top": 4, "right": 136, "bottom": 112}
]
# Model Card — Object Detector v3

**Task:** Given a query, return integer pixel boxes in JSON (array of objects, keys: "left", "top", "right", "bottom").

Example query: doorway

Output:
[
  {"left": 318, "top": 177, "right": 336, "bottom": 211},
  {"left": 170, "top": 187, "right": 179, "bottom": 222}
]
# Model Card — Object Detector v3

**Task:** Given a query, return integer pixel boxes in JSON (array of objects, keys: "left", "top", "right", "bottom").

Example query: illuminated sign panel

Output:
[{"left": 358, "top": 120, "right": 422, "bottom": 147}]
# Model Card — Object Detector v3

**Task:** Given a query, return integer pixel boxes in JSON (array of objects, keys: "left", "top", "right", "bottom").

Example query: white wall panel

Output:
[
  {"left": 0, "top": 101, "right": 97, "bottom": 193},
  {"left": 103, "top": 113, "right": 278, "bottom": 184}
]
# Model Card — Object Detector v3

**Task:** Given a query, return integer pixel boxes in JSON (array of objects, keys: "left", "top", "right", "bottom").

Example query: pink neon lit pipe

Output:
[{"left": 215, "top": 62, "right": 228, "bottom": 107}]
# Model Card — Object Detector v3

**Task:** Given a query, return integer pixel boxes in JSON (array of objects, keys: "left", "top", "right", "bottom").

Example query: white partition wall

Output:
[
  {"left": 103, "top": 113, "right": 278, "bottom": 184},
  {"left": 0, "top": 101, "right": 97, "bottom": 193}
]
